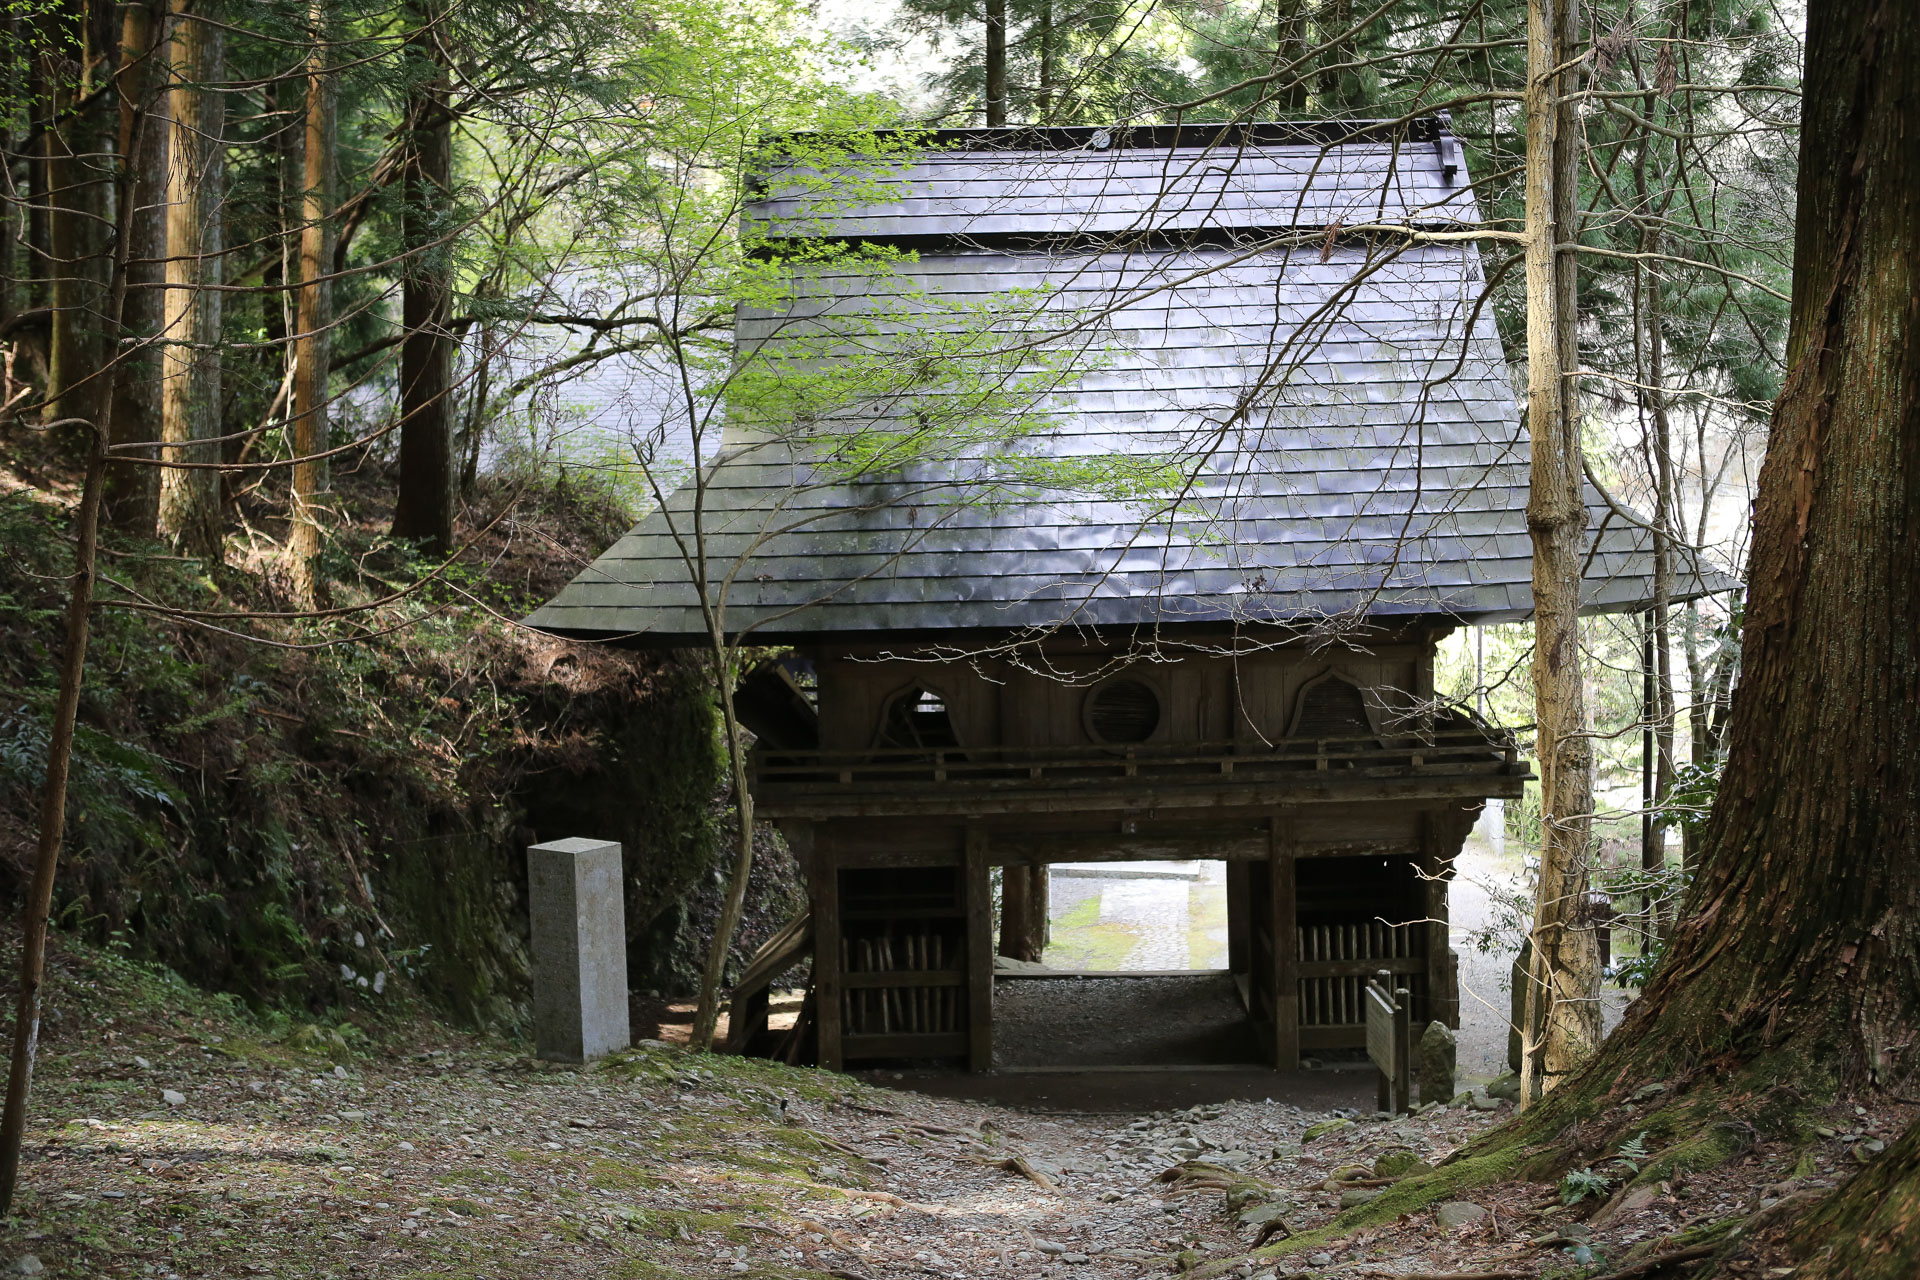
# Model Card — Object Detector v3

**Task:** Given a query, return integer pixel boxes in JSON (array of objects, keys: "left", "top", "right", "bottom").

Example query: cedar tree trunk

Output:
[
  {"left": 390, "top": 0, "right": 454, "bottom": 554},
  {"left": 984, "top": 0, "right": 1006, "bottom": 127},
  {"left": 288, "top": 0, "right": 334, "bottom": 606},
  {"left": 1519, "top": 0, "right": 1600, "bottom": 1103},
  {"left": 39, "top": 0, "right": 113, "bottom": 437},
  {"left": 106, "top": 0, "right": 165, "bottom": 535},
  {"left": 1464, "top": 7, "right": 1918, "bottom": 1265},
  {"left": 156, "top": 0, "right": 224, "bottom": 560}
]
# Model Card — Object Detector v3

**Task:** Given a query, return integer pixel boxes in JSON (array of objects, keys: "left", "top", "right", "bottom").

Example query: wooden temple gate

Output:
[{"left": 734, "top": 723, "right": 1519, "bottom": 1072}]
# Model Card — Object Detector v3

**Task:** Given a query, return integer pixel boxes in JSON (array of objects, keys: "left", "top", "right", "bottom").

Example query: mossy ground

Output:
[{"left": 0, "top": 931, "right": 888, "bottom": 1279}]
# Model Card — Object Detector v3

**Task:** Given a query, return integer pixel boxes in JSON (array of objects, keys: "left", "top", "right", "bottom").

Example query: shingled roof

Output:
[{"left": 526, "top": 121, "right": 1731, "bottom": 645}]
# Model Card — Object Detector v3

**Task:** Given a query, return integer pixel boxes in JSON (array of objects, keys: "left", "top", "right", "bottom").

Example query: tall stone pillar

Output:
[{"left": 528, "top": 838, "right": 630, "bottom": 1062}]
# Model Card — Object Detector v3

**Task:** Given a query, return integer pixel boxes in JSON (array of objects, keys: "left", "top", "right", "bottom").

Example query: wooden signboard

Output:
[{"left": 1365, "top": 971, "right": 1413, "bottom": 1114}]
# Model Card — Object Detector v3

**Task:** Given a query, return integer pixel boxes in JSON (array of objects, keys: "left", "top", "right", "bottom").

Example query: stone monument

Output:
[
  {"left": 1416, "top": 1019, "right": 1456, "bottom": 1105},
  {"left": 528, "top": 837, "right": 629, "bottom": 1062}
]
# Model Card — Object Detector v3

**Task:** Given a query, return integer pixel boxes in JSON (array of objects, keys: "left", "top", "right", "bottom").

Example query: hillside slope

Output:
[{"left": 0, "top": 445, "right": 799, "bottom": 1031}]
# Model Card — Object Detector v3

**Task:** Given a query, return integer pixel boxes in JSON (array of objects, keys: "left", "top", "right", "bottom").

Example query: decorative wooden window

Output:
[
  {"left": 1287, "top": 671, "right": 1380, "bottom": 741},
  {"left": 1084, "top": 678, "right": 1161, "bottom": 744},
  {"left": 877, "top": 687, "right": 960, "bottom": 750}
]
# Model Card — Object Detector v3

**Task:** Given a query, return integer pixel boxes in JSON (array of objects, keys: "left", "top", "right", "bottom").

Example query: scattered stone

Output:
[
  {"left": 396, "top": 1141, "right": 414, "bottom": 1151},
  {"left": 1434, "top": 1201, "right": 1488, "bottom": 1229},
  {"left": 8, "top": 1256, "right": 44, "bottom": 1276},
  {"left": 1339, "top": 1187, "right": 1380, "bottom": 1208},
  {"left": 1174, "top": 1248, "right": 1205, "bottom": 1272},
  {"left": 1617, "top": 1185, "right": 1659, "bottom": 1215},
  {"left": 1416, "top": 1021, "right": 1456, "bottom": 1105},
  {"left": 1468, "top": 1092, "right": 1503, "bottom": 1112},
  {"left": 1237, "top": 1201, "right": 1294, "bottom": 1228},
  {"left": 1061, "top": 1252, "right": 1090, "bottom": 1264},
  {"left": 133, "top": 1057, "right": 151, "bottom": 1071},
  {"left": 332, "top": 1065, "right": 349, "bottom": 1079},
  {"left": 1815, "top": 1125, "right": 1838, "bottom": 1138},
  {"left": 160, "top": 1090, "right": 185, "bottom": 1107},
  {"left": 1302, "top": 1117, "right": 1352, "bottom": 1141},
  {"left": 340, "top": 1110, "right": 367, "bottom": 1122},
  {"left": 1032, "top": 1238, "right": 1067, "bottom": 1255},
  {"left": 1631, "top": 1081, "right": 1669, "bottom": 1103},
  {"left": 1485, "top": 1071, "right": 1522, "bottom": 1102},
  {"left": 1308, "top": 1252, "right": 1334, "bottom": 1267}
]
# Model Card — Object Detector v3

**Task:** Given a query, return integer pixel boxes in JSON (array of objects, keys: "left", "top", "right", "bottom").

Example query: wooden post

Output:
[
  {"left": 1365, "top": 971, "right": 1414, "bottom": 1114},
  {"left": 1226, "top": 858, "right": 1251, "bottom": 978},
  {"left": 1269, "top": 814, "right": 1299, "bottom": 1069},
  {"left": 965, "top": 825, "right": 993, "bottom": 1072},
  {"left": 810, "top": 830, "right": 842, "bottom": 1071},
  {"left": 1421, "top": 811, "right": 1460, "bottom": 1030},
  {"left": 1394, "top": 984, "right": 1413, "bottom": 1113}
]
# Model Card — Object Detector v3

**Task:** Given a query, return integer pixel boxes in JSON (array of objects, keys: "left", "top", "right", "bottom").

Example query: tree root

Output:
[
  {"left": 1582, "top": 1242, "right": 1717, "bottom": 1280},
  {"left": 1790, "top": 1118, "right": 1920, "bottom": 1280},
  {"left": 995, "top": 1154, "right": 1058, "bottom": 1192}
]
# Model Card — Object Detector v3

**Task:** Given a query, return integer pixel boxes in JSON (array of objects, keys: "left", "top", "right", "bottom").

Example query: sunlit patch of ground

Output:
[{"left": 1039, "top": 894, "right": 1147, "bottom": 969}]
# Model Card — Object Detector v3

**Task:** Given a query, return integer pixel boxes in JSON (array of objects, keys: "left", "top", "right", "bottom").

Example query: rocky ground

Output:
[{"left": 1, "top": 935, "right": 1900, "bottom": 1280}]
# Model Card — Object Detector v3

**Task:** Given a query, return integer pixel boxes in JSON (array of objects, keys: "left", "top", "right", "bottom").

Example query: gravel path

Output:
[{"left": 993, "top": 974, "right": 1260, "bottom": 1069}]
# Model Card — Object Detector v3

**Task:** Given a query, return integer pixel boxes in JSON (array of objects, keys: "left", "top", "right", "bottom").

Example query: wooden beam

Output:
[
  {"left": 842, "top": 969, "right": 965, "bottom": 989},
  {"left": 965, "top": 825, "right": 993, "bottom": 1072},
  {"left": 810, "top": 829, "right": 842, "bottom": 1072},
  {"left": 1269, "top": 813, "right": 1300, "bottom": 1070},
  {"left": 994, "top": 829, "right": 1268, "bottom": 863},
  {"left": 757, "top": 773, "right": 1529, "bottom": 820},
  {"left": 843, "top": 1032, "right": 968, "bottom": 1060}
]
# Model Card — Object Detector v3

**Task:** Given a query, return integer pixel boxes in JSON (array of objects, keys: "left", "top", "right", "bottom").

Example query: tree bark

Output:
[
  {"left": 1641, "top": 250, "right": 1677, "bottom": 876},
  {"left": 1034, "top": 0, "right": 1054, "bottom": 124},
  {"left": 1625, "top": 0, "right": 1920, "bottom": 1091},
  {"left": 390, "top": 0, "right": 454, "bottom": 555},
  {"left": 1494, "top": 4, "right": 1919, "bottom": 1265},
  {"left": 156, "top": 0, "right": 223, "bottom": 560},
  {"left": 984, "top": 0, "right": 1006, "bottom": 127},
  {"left": 288, "top": 0, "right": 334, "bottom": 606},
  {"left": 690, "top": 659, "right": 756, "bottom": 1054},
  {"left": 106, "top": 0, "right": 165, "bottom": 536},
  {"left": 1316, "top": 0, "right": 1355, "bottom": 110},
  {"left": 1478, "top": 0, "right": 1918, "bottom": 1196},
  {"left": 39, "top": 0, "right": 113, "bottom": 438},
  {"left": 1519, "top": 0, "right": 1599, "bottom": 1105},
  {"left": 997, "top": 865, "right": 1046, "bottom": 963}
]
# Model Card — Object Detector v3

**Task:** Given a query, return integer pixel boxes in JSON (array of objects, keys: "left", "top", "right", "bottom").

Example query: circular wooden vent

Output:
[{"left": 1087, "top": 679, "right": 1160, "bottom": 743}]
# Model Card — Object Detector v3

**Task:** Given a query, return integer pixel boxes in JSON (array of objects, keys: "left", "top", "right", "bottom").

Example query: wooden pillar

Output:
[
  {"left": 965, "top": 825, "right": 993, "bottom": 1072},
  {"left": 1268, "top": 813, "right": 1299, "bottom": 1069},
  {"left": 810, "top": 829, "right": 842, "bottom": 1071},
  {"left": 1419, "top": 811, "right": 1459, "bottom": 1030},
  {"left": 1226, "top": 858, "right": 1251, "bottom": 978}
]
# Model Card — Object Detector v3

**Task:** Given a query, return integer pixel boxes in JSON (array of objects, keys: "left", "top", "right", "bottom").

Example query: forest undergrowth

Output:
[{"left": 0, "top": 426, "right": 802, "bottom": 1035}]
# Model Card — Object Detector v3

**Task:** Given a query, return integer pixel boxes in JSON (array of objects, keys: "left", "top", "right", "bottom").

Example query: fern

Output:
[{"left": 1559, "top": 1167, "right": 1614, "bottom": 1205}]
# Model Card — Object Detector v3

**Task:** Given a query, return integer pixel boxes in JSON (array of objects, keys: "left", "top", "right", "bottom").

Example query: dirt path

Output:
[
  {"left": 2, "top": 938, "right": 1883, "bottom": 1280},
  {"left": 0, "top": 1027, "right": 1512, "bottom": 1280}
]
